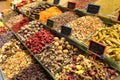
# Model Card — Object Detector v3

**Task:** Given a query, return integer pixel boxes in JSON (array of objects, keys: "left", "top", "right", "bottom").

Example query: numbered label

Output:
[{"left": 87, "top": 4, "right": 100, "bottom": 14}]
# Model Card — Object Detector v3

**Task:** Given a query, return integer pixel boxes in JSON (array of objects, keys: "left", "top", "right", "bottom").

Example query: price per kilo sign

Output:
[
  {"left": 87, "top": 4, "right": 100, "bottom": 14},
  {"left": 67, "top": 2, "right": 76, "bottom": 10},
  {"left": 88, "top": 40, "right": 106, "bottom": 58},
  {"left": 61, "top": 25, "right": 72, "bottom": 37}
]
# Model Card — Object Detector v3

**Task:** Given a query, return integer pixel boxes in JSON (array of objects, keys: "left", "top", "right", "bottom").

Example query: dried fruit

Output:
[{"left": 25, "top": 29, "right": 54, "bottom": 54}]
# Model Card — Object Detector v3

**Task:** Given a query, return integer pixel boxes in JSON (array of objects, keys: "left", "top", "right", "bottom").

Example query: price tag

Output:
[
  {"left": 67, "top": 2, "right": 76, "bottom": 9},
  {"left": 34, "top": 14, "right": 39, "bottom": 20},
  {"left": 47, "top": 19, "right": 54, "bottom": 27},
  {"left": 87, "top": 4, "right": 100, "bottom": 14},
  {"left": 61, "top": 25, "right": 72, "bottom": 36},
  {"left": 88, "top": 40, "right": 106, "bottom": 58},
  {"left": 53, "top": 0, "right": 60, "bottom": 5}
]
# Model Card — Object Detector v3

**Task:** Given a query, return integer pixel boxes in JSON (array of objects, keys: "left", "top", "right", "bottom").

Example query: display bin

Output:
[
  {"left": 2, "top": 5, "right": 120, "bottom": 79},
  {"left": 0, "top": 32, "right": 54, "bottom": 80},
  {"left": 2, "top": 20, "right": 89, "bottom": 79},
  {"left": 15, "top": 21, "right": 88, "bottom": 75},
  {"left": 18, "top": 2, "right": 53, "bottom": 17},
  {"left": 72, "top": 9, "right": 120, "bottom": 72},
  {"left": 2, "top": 19, "right": 56, "bottom": 80},
  {"left": 17, "top": 2, "right": 69, "bottom": 21},
  {"left": 3, "top": 16, "right": 120, "bottom": 79},
  {"left": 3, "top": 11, "right": 19, "bottom": 23},
  {"left": 45, "top": 8, "right": 120, "bottom": 73}
]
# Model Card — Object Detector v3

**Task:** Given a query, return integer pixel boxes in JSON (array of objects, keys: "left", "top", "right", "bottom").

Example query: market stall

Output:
[{"left": 0, "top": 1, "right": 120, "bottom": 80}]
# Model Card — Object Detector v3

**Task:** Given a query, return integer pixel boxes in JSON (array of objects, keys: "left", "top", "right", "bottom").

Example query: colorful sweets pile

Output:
[
  {"left": 25, "top": 29, "right": 54, "bottom": 54},
  {"left": 88, "top": 24, "right": 120, "bottom": 61},
  {"left": 0, "top": 39, "right": 22, "bottom": 63},
  {"left": 36, "top": 37, "right": 79, "bottom": 74},
  {"left": 12, "top": 17, "right": 29, "bottom": 33},
  {"left": 19, "top": 1, "right": 40, "bottom": 14},
  {"left": 16, "top": 0, "right": 37, "bottom": 8},
  {"left": 55, "top": 54, "right": 119, "bottom": 80},
  {"left": 12, "top": 64, "right": 52, "bottom": 80},
  {"left": 31, "top": 3, "right": 51, "bottom": 13},
  {"left": 17, "top": 21, "right": 44, "bottom": 42},
  {"left": 1, "top": 51, "right": 34, "bottom": 80},
  {"left": 0, "top": 31, "right": 14, "bottom": 48},
  {"left": 6, "top": 14, "right": 24, "bottom": 28},
  {"left": 66, "top": 16, "right": 105, "bottom": 42},
  {"left": 49, "top": 11, "right": 79, "bottom": 31},
  {"left": 39, "top": 6, "right": 63, "bottom": 23}
]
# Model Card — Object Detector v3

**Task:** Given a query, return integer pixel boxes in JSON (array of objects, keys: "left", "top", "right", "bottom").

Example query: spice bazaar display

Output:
[
  {"left": 13, "top": 0, "right": 38, "bottom": 8},
  {"left": 25, "top": 29, "right": 54, "bottom": 54},
  {"left": 1, "top": 2, "right": 120, "bottom": 79},
  {"left": 17, "top": 21, "right": 44, "bottom": 42},
  {"left": 12, "top": 64, "right": 52, "bottom": 80},
  {"left": 36, "top": 37, "right": 79, "bottom": 74},
  {"left": 0, "top": 38, "right": 52, "bottom": 80},
  {"left": 39, "top": 6, "right": 63, "bottom": 23},
  {"left": 0, "top": 31, "right": 14, "bottom": 48},
  {"left": 86, "top": 24, "right": 120, "bottom": 62},
  {"left": 65, "top": 16, "right": 105, "bottom": 42},
  {"left": 49, "top": 11, "right": 79, "bottom": 31},
  {"left": 19, "top": 2, "right": 51, "bottom": 16},
  {"left": 55, "top": 54, "right": 119, "bottom": 80}
]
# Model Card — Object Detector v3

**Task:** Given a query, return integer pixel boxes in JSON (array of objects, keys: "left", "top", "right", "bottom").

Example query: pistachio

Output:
[
  {"left": 63, "top": 49, "right": 69, "bottom": 54},
  {"left": 54, "top": 42, "right": 59, "bottom": 46}
]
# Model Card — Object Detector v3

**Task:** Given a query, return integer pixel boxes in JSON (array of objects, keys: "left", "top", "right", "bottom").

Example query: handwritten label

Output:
[
  {"left": 88, "top": 40, "right": 106, "bottom": 57},
  {"left": 67, "top": 2, "right": 76, "bottom": 9},
  {"left": 87, "top": 4, "right": 100, "bottom": 14},
  {"left": 53, "top": 0, "right": 60, "bottom": 5},
  {"left": 47, "top": 19, "right": 54, "bottom": 27},
  {"left": 61, "top": 25, "right": 72, "bottom": 36}
]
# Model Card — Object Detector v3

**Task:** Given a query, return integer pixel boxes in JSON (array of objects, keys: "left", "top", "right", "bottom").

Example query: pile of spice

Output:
[
  {"left": 12, "top": 64, "right": 52, "bottom": 80},
  {"left": 17, "top": 21, "right": 44, "bottom": 42},
  {"left": 36, "top": 37, "right": 79, "bottom": 74},
  {"left": 55, "top": 54, "right": 119, "bottom": 80},
  {"left": 49, "top": 11, "right": 79, "bottom": 31},
  {"left": 66, "top": 16, "right": 105, "bottom": 42},
  {"left": 1, "top": 51, "right": 34, "bottom": 80},
  {"left": 87, "top": 24, "right": 120, "bottom": 61},
  {"left": 39, "top": 6, "right": 63, "bottom": 23}
]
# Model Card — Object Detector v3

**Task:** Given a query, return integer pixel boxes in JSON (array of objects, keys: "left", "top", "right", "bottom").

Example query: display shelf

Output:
[
  {"left": 2, "top": 3, "right": 120, "bottom": 79},
  {"left": 17, "top": 2, "right": 69, "bottom": 22},
  {"left": 2, "top": 19, "right": 55, "bottom": 80},
  {"left": 74, "top": 9, "right": 120, "bottom": 72},
  {"left": 44, "top": 8, "right": 120, "bottom": 73},
  {"left": 20, "top": 6, "right": 120, "bottom": 73}
]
